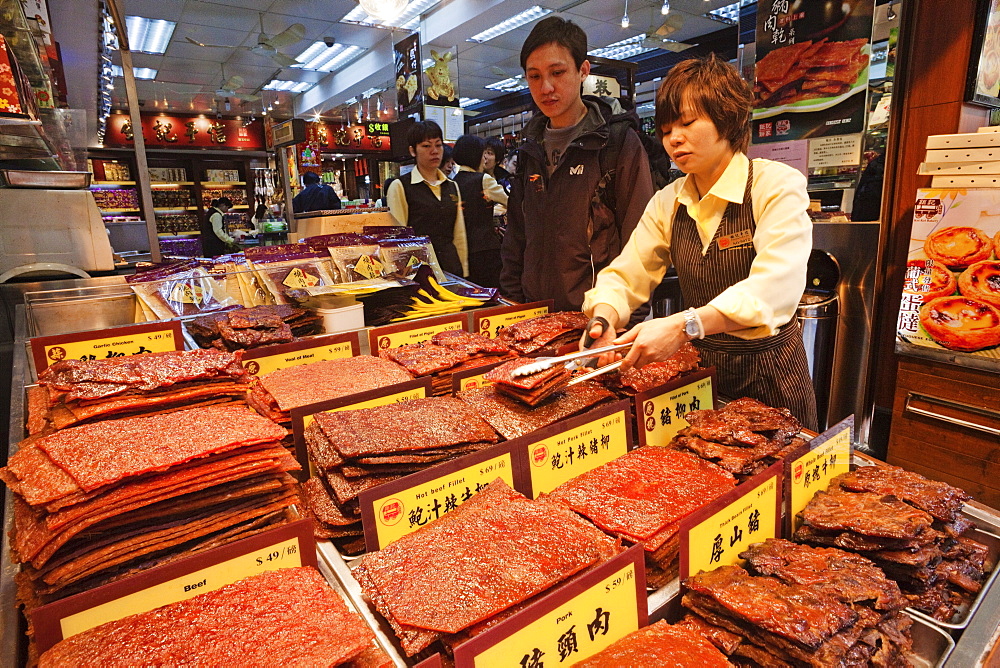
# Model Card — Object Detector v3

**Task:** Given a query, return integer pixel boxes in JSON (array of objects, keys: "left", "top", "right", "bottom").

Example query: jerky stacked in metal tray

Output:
[
  {"left": 0, "top": 404, "right": 299, "bottom": 619},
  {"left": 26, "top": 349, "right": 250, "bottom": 435},
  {"left": 379, "top": 330, "right": 515, "bottom": 395},
  {"left": 246, "top": 355, "right": 413, "bottom": 426},
  {"left": 354, "top": 480, "right": 622, "bottom": 659},
  {"left": 794, "top": 465, "right": 991, "bottom": 622},
  {"left": 302, "top": 396, "right": 502, "bottom": 554},
  {"left": 681, "top": 538, "right": 915, "bottom": 667},
  {"left": 187, "top": 304, "right": 322, "bottom": 351},
  {"left": 546, "top": 447, "right": 736, "bottom": 587},
  {"left": 37, "top": 567, "right": 391, "bottom": 667},
  {"left": 495, "top": 311, "right": 589, "bottom": 356},
  {"left": 669, "top": 397, "right": 808, "bottom": 481}
]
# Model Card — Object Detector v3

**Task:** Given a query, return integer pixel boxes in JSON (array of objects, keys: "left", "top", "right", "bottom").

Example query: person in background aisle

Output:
[
  {"left": 292, "top": 171, "right": 341, "bottom": 213},
  {"left": 441, "top": 143, "right": 457, "bottom": 179},
  {"left": 201, "top": 197, "right": 236, "bottom": 257},
  {"left": 387, "top": 120, "right": 468, "bottom": 277},
  {"left": 249, "top": 203, "right": 268, "bottom": 234},
  {"left": 582, "top": 55, "right": 817, "bottom": 429},
  {"left": 501, "top": 16, "right": 655, "bottom": 314},
  {"left": 483, "top": 136, "right": 512, "bottom": 192},
  {"left": 453, "top": 134, "right": 508, "bottom": 288}
]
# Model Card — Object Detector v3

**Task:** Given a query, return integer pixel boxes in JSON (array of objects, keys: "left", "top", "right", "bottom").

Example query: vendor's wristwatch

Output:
[{"left": 683, "top": 308, "right": 705, "bottom": 340}]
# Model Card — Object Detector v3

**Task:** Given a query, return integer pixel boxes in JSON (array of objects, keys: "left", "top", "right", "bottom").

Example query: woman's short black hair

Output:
[
  {"left": 442, "top": 143, "right": 454, "bottom": 164},
  {"left": 215, "top": 196, "right": 233, "bottom": 208},
  {"left": 520, "top": 16, "right": 588, "bottom": 70},
  {"left": 302, "top": 171, "right": 320, "bottom": 184},
  {"left": 485, "top": 136, "right": 506, "bottom": 163},
  {"left": 406, "top": 120, "right": 443, "bottom": 149},
  {"left": 453, "top": 134, "right": 486, "bottom": 169}
]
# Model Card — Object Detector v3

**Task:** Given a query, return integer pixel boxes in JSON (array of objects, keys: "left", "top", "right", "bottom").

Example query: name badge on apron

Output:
[{"left": 717, "top": 229, "right": 753, "bottom": 251}]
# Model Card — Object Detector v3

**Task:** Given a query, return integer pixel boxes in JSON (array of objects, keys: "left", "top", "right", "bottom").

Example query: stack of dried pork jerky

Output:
[
  {"left": 380, "top": 330, "right": 515, "bottom": 395},
  {"left": 38, "top": 567, "right": 391, "bottom": 668},
  {"left": 670, "top": 397, "right": 807, "bottom": 481},
  {"left": 26, "top": 349, "right": 249, "bottom": 436},
  {"left": 572, "top": 619, "right": 732, "bottom": 668},
  {"left": 483, "top": 357, "right": 572, "bottom": 406},
  {"left": 355, "top": 481, "right": 621, "bottom": 658},
  {"left": 683, "top": 539, "right": 914, "bottom": 668},
  {"left": 1, "top": 404, "right": 298, "bottom": 614},
  {"left": 496, "top": 311, "right": 589, "bottom": 356},
  {"left": 187, "top": 305, "right": 321, "bottom": 351},
  {"left": 794, "top": 465, "right": 990, "bottom": 622},
  {"left": 302, "top": 396, "right": 502, "bottom": 554},
  {"left": 246, "top": 355, "right": 413, "bottom": 426},
  {"left": 547, "top": 447, "right": 736, "bottom": 587}
]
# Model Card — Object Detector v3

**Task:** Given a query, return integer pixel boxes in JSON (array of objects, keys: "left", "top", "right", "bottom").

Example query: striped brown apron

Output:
[{"left": 670, "top": 161, "right": 818, "bottom": 430}]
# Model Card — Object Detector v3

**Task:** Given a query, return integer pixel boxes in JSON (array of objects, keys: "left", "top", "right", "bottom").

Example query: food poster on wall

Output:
[
  {"left": 896, "top": 188, "right": 1000, "bottom": 359},
  {"left": 394, "top": 33, "right": 423, "bottom": 118},
  {"left": 970, "top": 0, "right": 1000, "bottom": 105},
  {"left": 752, "top": 0, "right": 875, "bottom": 143}
]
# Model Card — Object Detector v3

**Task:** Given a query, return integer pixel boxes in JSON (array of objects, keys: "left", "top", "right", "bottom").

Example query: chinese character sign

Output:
[
  {"left": 751, "top": 0, "right": 874, "bottom": 143},
  {"left": 637, "top": 369, "right": 715, "bottom": 447},
  {"left": 394, "top": 33, "right": 422, "bottom": 117},
  {"left": 104, "top": 113, "right": 265, "bottom": 149},
  {"left": 787, "top": 417, "right": 852, "bottom": 530}
]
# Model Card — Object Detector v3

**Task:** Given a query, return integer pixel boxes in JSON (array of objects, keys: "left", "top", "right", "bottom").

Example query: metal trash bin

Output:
[{"left": 798, "top": 249, "right": 841, "bottom": 431}]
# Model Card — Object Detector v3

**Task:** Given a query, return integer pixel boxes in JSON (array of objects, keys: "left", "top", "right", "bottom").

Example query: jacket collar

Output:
[
  {"left": 408, "top": 167, "right": 449, "bottom": 185},
  {"left": 522, "top": 96, "right": 611, "bottom": 151}
]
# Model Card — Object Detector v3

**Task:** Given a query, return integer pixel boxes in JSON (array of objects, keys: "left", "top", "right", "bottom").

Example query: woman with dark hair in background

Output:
[
  {"left": 201, "top": 196, "right": 236, "bottom": 257},
  {"left": 453, "top": 134, "right": 508, "bottom": 287},
  {"left": 483, "top": 136, "right": 512, "bottom": 191}
]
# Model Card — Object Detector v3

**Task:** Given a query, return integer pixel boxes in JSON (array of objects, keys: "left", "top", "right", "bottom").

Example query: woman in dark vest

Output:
[
  {"left": 201, "top": 197, "right": 235, "bottom": 257},
  {"left": 582, "top": 54, "right": 817, "bottom": 430},
  {"left": 452, "top": 134, "right": 508, "bottom": 288},
  {"left": 386, "top": 120, "right": 467, "bottom": 276}
]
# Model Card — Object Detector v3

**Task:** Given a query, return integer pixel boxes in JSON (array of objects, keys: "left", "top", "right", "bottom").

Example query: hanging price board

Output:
[
  {"left": 785, "top": 415, "right": 853, "bottom": 533},
  {"left": 473, "top": 300, "right": 552, "bottom": 339},
  {"left": 634, "top": 368, "right": 716, "bottom": 447}
]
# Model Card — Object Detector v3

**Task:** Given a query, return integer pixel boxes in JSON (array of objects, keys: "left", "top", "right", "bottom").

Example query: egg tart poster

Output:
[
  {"left": 751, "top": 0, "right": 874, "bottom": 144},
  {"left": 897, "top": 188, "right": 1000, "bottom": 359}
]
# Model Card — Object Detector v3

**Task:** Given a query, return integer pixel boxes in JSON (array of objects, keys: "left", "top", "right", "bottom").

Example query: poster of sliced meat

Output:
[
  {"left": 752, "top": 0, "right": 874, "bottom": 143},
  {"left": 394, "top": 33, "right": 423, "bottom": 118}
]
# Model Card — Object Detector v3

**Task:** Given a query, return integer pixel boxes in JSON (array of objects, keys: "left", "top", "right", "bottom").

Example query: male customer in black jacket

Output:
[
  {"left": 292, "top": 171, "right": 341, "bottom": 213},
  {"left": 501, "top": 16, "right": 655, "bottom": 314}
]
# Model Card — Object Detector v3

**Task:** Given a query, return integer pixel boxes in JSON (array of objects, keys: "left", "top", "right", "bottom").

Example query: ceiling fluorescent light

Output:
[
  {"left": 707, "top": 0, "right": 753, "bottom": 25},
  {"left": 262, "top": 80, "right": 313, "bottom": 93},
  {"left": 341, "top": 0, "right": 442, "bottom": 29},
  {"left": 468, "top": 6, "right": 553, "bottom": 43},
  {"left": 293, "top": 42, "right": 365, "bottom": 72},
  {"left": 124, "top": 16, "right": 175, "bottom": 54},
  {"left": 110, "top": 65, "right": 158, "bottom": 79},
  {"left": 485, "top": 77, "right": 527, "bottom": 92},
  {"left": 459, "top": 97, "right": 482, "bottom": 107},
  {"left": 588, "top": 35, "right": 654, "bottom": 60}
]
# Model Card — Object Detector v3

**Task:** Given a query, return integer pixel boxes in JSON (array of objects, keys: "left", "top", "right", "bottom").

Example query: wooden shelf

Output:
[
  {"left": 201, "top": 181, "right": 246, "bottom": 186},
  {"left": 230, "top": 204, "right": 249, "bottom": 210},
  {"left": 92, "top": 181, "right": 136, "bottom": 186},
  {"left": 150, "top": 181, "right": 195, "bottom": 186},
  {"left": 153, "top": 206, "right": 199, "bottom": 212},
  {"left": 99, "top": 208, "right": 140, "bottom": 213},
  {"left": 157, "top": 231, "right": 201, "bottom": 237}
]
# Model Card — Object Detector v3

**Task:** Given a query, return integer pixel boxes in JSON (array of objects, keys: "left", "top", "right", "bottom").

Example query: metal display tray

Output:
[{"left": 0, "top": 169, "right": 92, "bottom": 188}]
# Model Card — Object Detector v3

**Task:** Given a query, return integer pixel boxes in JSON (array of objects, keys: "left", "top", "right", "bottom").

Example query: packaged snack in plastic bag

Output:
[
  {"left": 126, "top": 260, "right": 239, "bottom": 319},
  {"left": 378, "top": 236, "right": 445, "bottom": 282},
  {"left": 245, "top": 244, "right": 337, "bottom": 304},
  {"left": 362, "top": 225, "right": 415, "bottom": 239},
  {"left": 327, "top": 236, "right": 388, "bottom": 283}
]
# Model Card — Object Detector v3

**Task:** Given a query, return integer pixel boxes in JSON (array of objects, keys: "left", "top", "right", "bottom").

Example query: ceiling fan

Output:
[
  {"left": 186, "top": 13, "right": 305, "bottom": 67},
  {"left": 641, "top": 12, "right": 693, "bottom": 52},
  {"left": 214, "top": 64, "right": 260, "bottom": 102}
]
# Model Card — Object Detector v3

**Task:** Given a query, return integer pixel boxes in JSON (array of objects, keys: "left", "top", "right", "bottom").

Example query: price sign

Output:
[
  {"left": 514, "top": 401, "right": 632, "bottom": 498},
  {"left": 368, "top": 313, "right": 466, "bottom": 352},
  {"left": 452, "top": 545, "right": 646, "bottom": 668},
  {"left": 289, "top": 377, "right": 433, "bottom": 470},
  {"left": 450, "top": 359, "right": 506, "bottom": 393},
  {"left": 678, "top": 463, "right": 782, "bottom": 580},
  {"left": 240, "top": 332, "right": 360, "bottom": 377},
  {"left": 359, "top": 443, "right": 517, "bottom": 550},
  {"left": 635, "top": 368, "right": 716, "bottom": 447},
  {"left": 30, "top": 321, "right": 184, "bottom": 374},
  {"left": 473, "top": 300, "right": 552, "bottom": 339},
  {"left": 31, "top": 521, "right": 315, "bottom": 653},
  {"left": 785, "top": 416, "right": 853, "bottom": 532}
]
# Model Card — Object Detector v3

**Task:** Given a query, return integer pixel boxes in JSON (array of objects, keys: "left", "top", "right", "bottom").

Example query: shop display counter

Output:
[{"left": 293, "top": 208, "right": 395, "bottom": 239}]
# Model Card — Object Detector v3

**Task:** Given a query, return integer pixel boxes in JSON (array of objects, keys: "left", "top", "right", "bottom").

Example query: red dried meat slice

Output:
[
  {"left": 32, "top": 404, "right": 286, "bottom": 493},
  {"left": 605, "top": 342, "right": 701, "bottom": 394},
  {"left": 547, "top": 448, "right": 734, "bottom": 544},
  {"left": 356, "top": 481, "right": 615, "bottom": 638},
  {"left": 799, "top": 487, "right": 935, "bottom": 540},
  {"left": 835, "top": 465, "right": 970, "bottom": 523},
  {"left": 26, "top": 385, "right": 50, "bottom": 435},
  {"left": 312, "top": 396, "right": 500, "bottom": 459},
  {"left": 301, "top": 477, "right": 361, "bottom": 527},
  {"left": 573, "top": 620, "right": 732, "bottom": 668},
  {"left": 38, "top": 568, "right": 373, "bottom": 668},
  {"left": 755, "top": 40, "right": 817, "bottom": 89},
  {"left": 431, "top": 330, "right": 511, "bottom": 356},
  {"left": 484, "top": 358, "right": 566, "bottom": 390},
  {"left": 58, "top": 382, "right": 247, "bottom": 424},
  {"left": 380, "top": 343, "right": 470, "bottom": 376},
  {"left": 325, "top": 469, "right": 405, "bottom": 506},
  {"left": 501, "top": 311, "right": 589, "bottom": 344},
  {"left": 254, "top": 356, "right": 412, "bottom": 413},
  {"left": 456, "top": 382, "right": 615, "bottom": 439},
  {"left": 1, "top": 443, "right": 82, "bottom": 507},
  {"left": 675, "top": 614, "right": 744, "bottom": 655}
]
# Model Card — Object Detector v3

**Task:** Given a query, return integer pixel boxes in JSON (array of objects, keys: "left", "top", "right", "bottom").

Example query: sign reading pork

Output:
[{"left": 752, "top": 0, "right": 874, "bottom": 143}]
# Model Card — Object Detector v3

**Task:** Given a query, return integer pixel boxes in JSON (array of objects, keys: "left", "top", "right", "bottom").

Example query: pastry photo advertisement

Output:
[{"left": 751, "top": 0, "right": 875, "bottom": 143}]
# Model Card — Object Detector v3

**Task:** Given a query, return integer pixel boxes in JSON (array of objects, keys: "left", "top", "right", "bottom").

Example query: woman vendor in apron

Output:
[{"left": 582, "top": 54, "right": 817, "bottom": 430}]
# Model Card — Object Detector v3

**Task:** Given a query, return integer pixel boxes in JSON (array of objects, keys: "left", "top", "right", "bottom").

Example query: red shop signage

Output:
[
  {"left": 304, "top": 121, "right": 392, "bottom": 153},
  {"left": 104, "top": 113, "right": 266, "bottom": 150}
]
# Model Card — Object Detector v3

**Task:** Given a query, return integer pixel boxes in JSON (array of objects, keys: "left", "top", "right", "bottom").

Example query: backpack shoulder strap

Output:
[{"left": 594, "top": 119, "right": 632, "bottom": 213}]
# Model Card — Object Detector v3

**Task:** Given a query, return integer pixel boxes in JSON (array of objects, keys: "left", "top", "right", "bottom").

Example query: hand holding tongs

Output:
[{"left": 510, "top": 342, "right": 633, "bottom": 378}]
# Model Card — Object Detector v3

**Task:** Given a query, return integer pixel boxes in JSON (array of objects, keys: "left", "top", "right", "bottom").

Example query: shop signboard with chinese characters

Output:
[
  {"left": 104, "top": 113, "right": 266, "bottom": 150},
  {"left": 678, "top": 461, "right": 782, "bottom": 580},
  {"left": 634, "top": 368, "right": 716, "bottom": 447},
  {"left": 784, "top": 416, "right": 852, "bottom": 533},
  {"left": 394, "top": 33, "right": 423, "bottom": 118},
  {"left": 752, "top": 0, "right": 874, "bottom": 143},
  {"left": 896, "top": 188, "right": 1000, "bottom": 361},
  {"left": 451, "top": 545, "right": 647, "bottom": 668}
]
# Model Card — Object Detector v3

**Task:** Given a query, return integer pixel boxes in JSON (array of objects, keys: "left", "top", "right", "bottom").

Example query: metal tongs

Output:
[{"left": 510, "top": 342, "right": 633, "bottom": 378}]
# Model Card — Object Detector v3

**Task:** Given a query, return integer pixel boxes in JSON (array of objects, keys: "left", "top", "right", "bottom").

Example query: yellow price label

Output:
[
  {"left": 59, "top": 538, "right": 302, "bottom": 639},
  {"left": 477, "top": 305, "right": 550, "bottom": 339},
  {"left": 638, "top": 373, "right": 713, "bottom": 446},
  {"left": 371, "top": 319, "right": 464, "bottom": 351},
  {"left": 168, "top": 283, "right": 204, "bottom": 305},
  {"left": 458, "top": 371, "right": 495, "bottom": 392},
  {"left": 302, "top": 386, "right": 427, "bottom": 429},
  {"left": 243, "top": 340, "right": 354, "bottom": 377},
  {"left": 467, "top": 560, "right": 641, "bottom": 667},
  {"left": 31, "top": 323, "right": 182, "bottom": 372},
  {"left": 526, "top": 409, "right": 629, "bottom": 497},
  {"left": 354, "top": 254, "right": 384, "bottom": 280},
  {"left": 681, "top": 471, "right": 779, "bottom": 579},
  {"left": 281, "top": 266, "right": 320, "bottom": 289},
  {"left": 368, "top": 452, "right": 514, "bottom": 549},
  {"left": 788, "top": 421, "right": 851, "bottom": 527}
]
